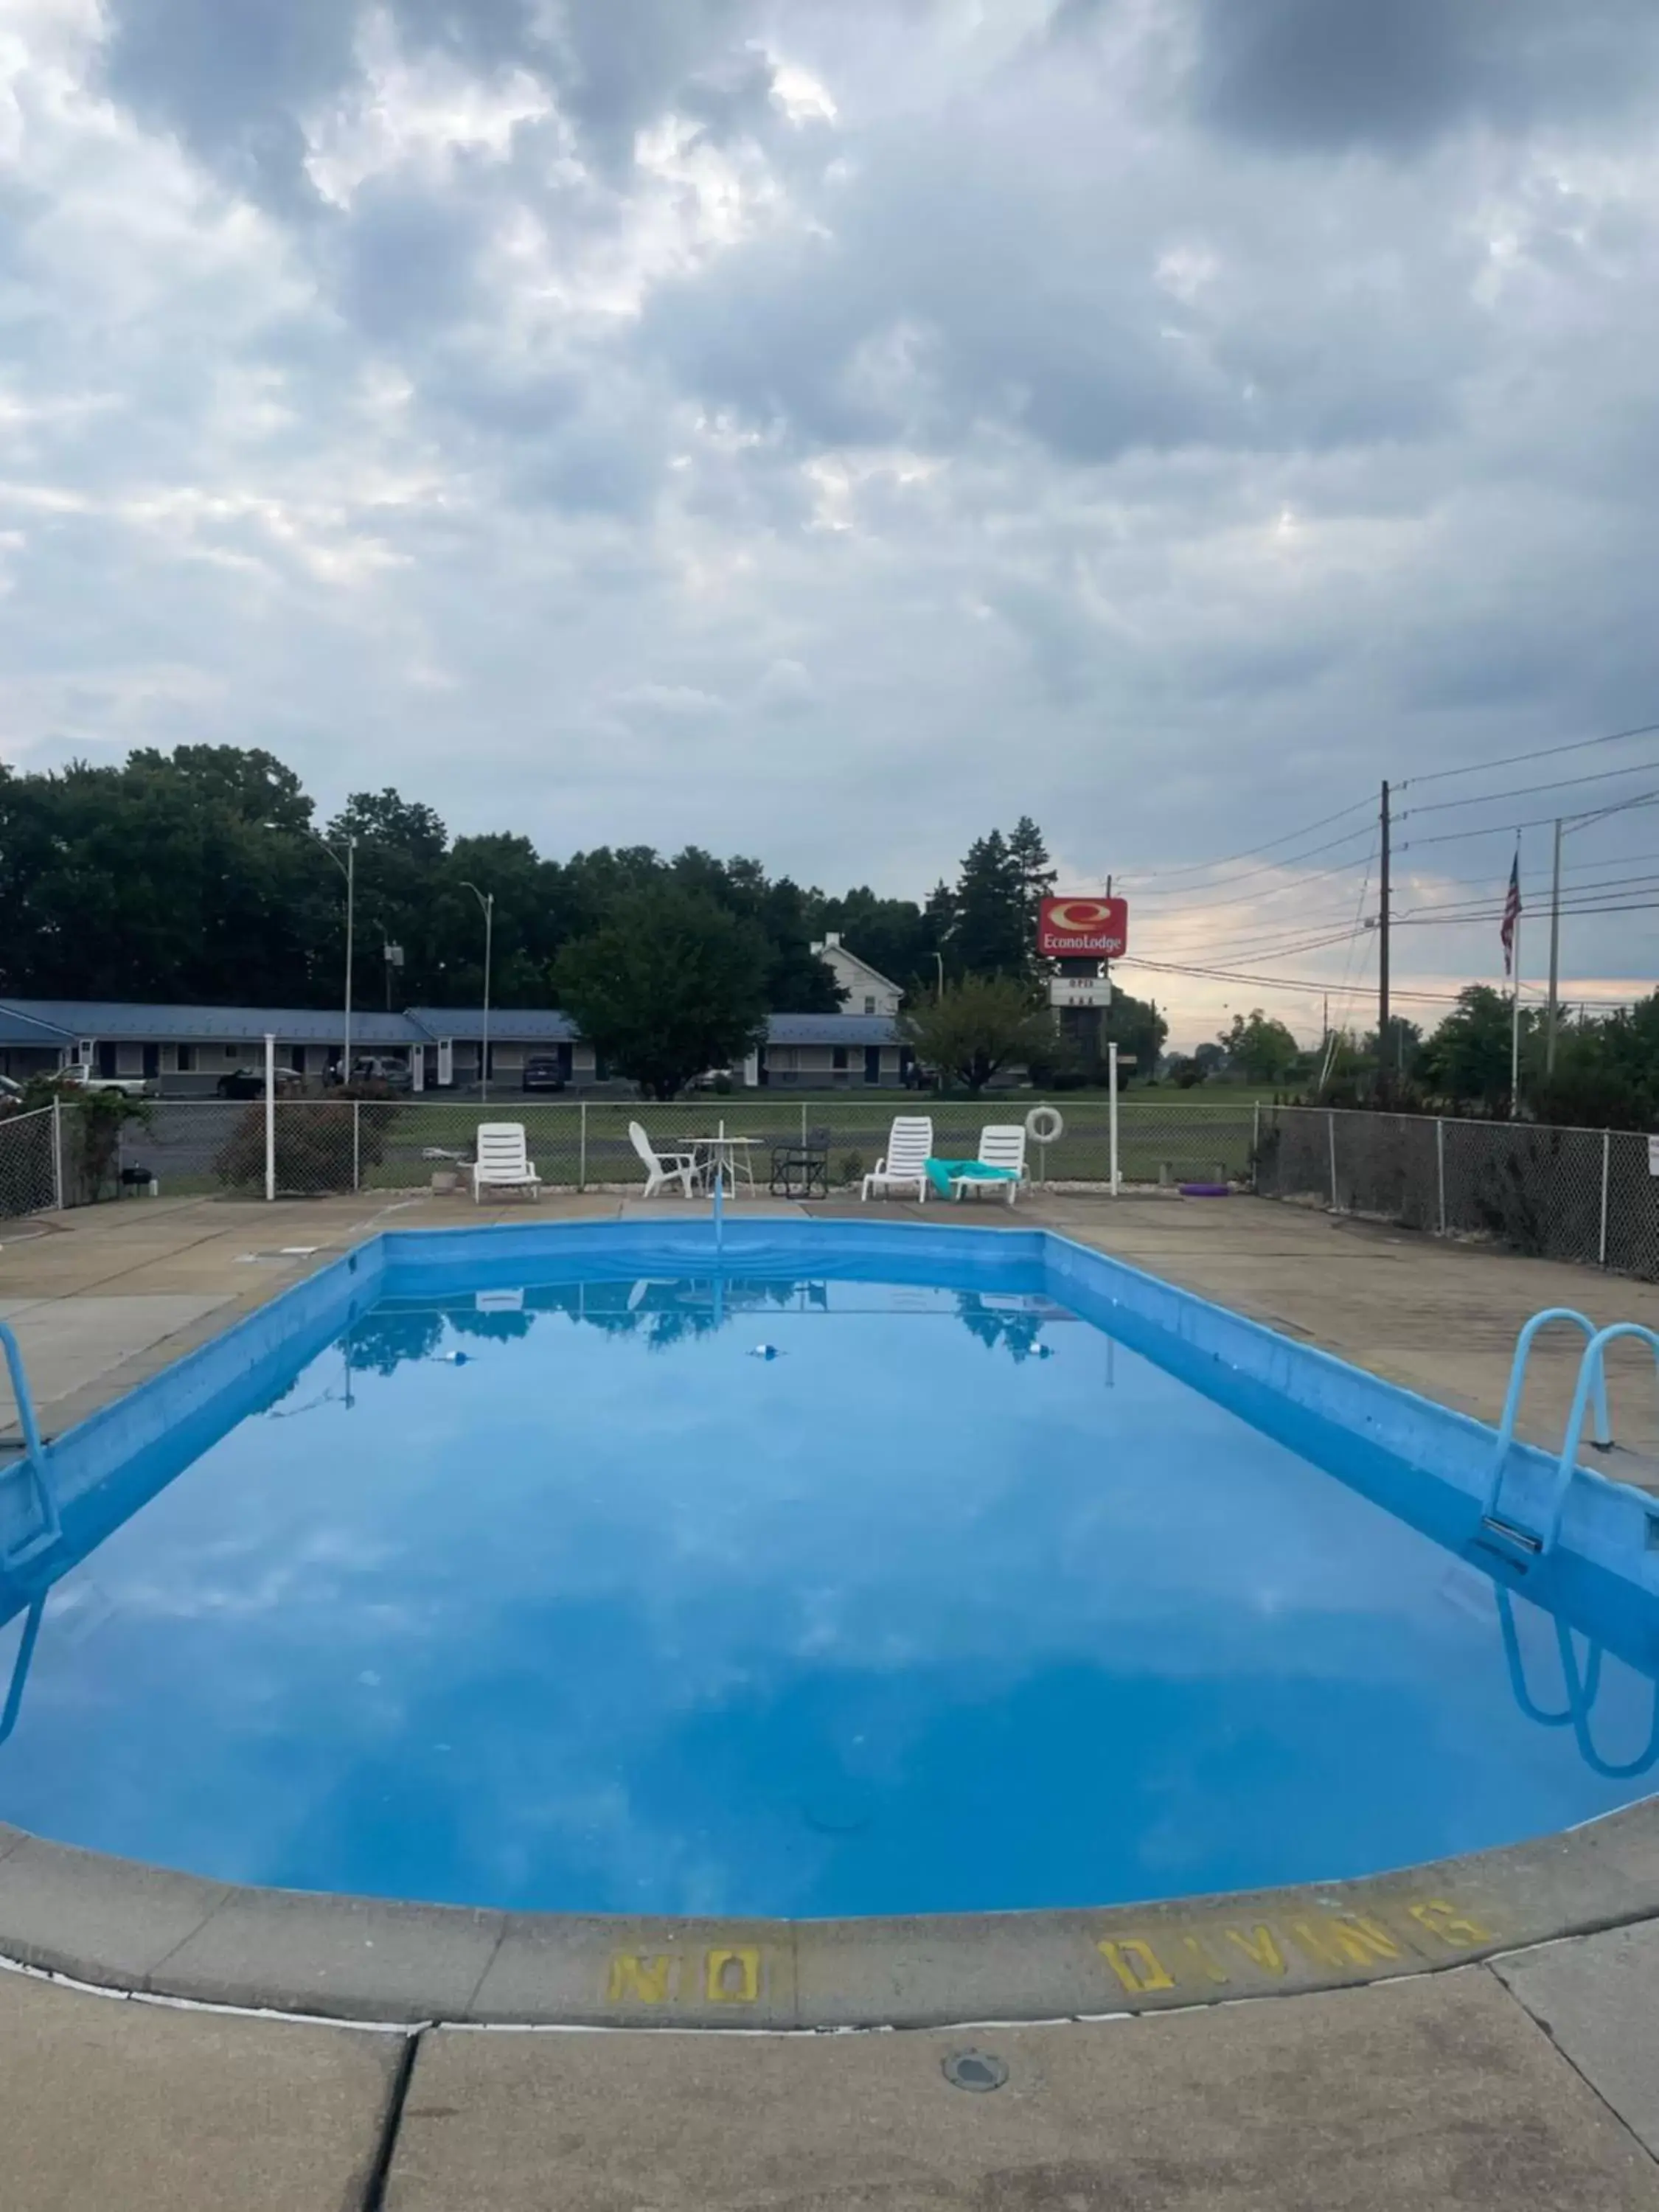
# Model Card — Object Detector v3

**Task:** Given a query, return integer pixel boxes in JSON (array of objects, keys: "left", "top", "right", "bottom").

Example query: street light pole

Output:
[
  {"left": 933, "top": 950, "right": 945, "bottom": 1000},
  {"left": 461, "top": 882, "right": 494, "bottom": 1102},
  {"left": 312, "top": 830, "right": 356, "bottom": 1081}
]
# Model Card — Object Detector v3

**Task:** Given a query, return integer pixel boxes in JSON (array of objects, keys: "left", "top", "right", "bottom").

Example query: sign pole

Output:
[{"left": 1108, "top": 1041, "right": 1120, "bottom": 1196}]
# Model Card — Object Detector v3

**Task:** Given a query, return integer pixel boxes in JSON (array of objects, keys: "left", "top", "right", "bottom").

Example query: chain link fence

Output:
[
  {"left": 1256, "top": 1105, "right": 1659, "bottom": 1278},
  {"left": 81, "top": 1093, "right": 1259, "bottom": 1202},
  {"left": 0, "top": 1107, "right": 58, "bottom": 1218}
]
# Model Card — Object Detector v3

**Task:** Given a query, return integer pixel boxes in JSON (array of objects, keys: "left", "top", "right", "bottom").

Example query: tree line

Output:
[
  {"left": 0, "top": 745, "right": 1168, "bottom": 1095},
  {"left": 1172, "top": 991, "right": 1659, "bottom": 1130}
]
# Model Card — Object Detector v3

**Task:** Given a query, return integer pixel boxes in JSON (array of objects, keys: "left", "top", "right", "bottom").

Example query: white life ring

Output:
[{"left": 1026, "top": 1105, "right": 1064, "bottom": 1144}]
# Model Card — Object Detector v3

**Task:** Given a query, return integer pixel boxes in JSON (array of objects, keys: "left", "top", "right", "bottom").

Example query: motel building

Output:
[{"left": 0, "top": 1001, "right": 914, "bottom": 1094}]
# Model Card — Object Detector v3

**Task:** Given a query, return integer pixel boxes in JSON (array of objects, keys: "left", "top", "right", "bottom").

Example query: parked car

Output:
[
  {"left": 217, "top": 1066, "right": 303, "bottom": 1099},
  {"left": 58, "top": 1063, "right": 155, "bottom": 1099},
  {"left": 521, "top": 1054, "right": 566, "bottom": 1093},
  {"left": 0, "top": 1074, "right": 26, "bottom": 1103},
  {"left": 324, "top": 1056, "right": 412, "bottom": 1091}
]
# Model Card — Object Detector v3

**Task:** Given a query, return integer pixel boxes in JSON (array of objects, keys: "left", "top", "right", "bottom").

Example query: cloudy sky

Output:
[{"left": 3, "top": 0, "right": 1658, "bottom": 1043}]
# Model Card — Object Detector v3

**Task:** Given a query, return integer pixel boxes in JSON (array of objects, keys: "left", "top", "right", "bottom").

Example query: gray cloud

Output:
[
  {"left": 1187, "top": 0, "right": 1659, "bottom": 155},
  {"left": 3, "top": 0, "right": 1658, "bottom": 1049}
]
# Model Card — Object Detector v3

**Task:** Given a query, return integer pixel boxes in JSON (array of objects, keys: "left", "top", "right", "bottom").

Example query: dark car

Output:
[
  {"left": 217, "top": 1065, "right": 303, "bottom": 1098},
  {"left": 522, "top": 1054, "right": 566, "bottom": 1093}
]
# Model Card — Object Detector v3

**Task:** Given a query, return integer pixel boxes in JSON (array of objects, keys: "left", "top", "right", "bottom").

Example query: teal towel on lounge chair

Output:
[{"left": 925, "top": 1157, "right": 1018, "bottom": 1198}]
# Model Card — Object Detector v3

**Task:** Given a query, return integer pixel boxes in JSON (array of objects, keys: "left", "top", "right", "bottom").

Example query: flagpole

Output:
[{"left": 1510, "top": 839, "right": 1521, "bottom": 1116}]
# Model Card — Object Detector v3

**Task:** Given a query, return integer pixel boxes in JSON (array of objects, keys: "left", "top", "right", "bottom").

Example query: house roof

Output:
[
  {"left": 0, "top": 1001, "right": 423, "bottom": 1046},
  {"left": 0, "top": 1004, "right": 74, "bottom": 1047},
  {"left": 766, "top": 1014, "right": 902, "bottom": 1047},
  {"left": 812, "top": 939, "right": 903, "bottom": 993},
  {"left": 0, "top": 998, "right": 904, "bottom": 1053},
  {"left": 405, "top": 1007, "right": 578, "bottom": 1042}
]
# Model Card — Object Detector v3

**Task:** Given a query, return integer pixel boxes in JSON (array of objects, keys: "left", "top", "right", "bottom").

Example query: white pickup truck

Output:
[{"left": 58, "top": 1064, "right": 155, "bottom": 1099}]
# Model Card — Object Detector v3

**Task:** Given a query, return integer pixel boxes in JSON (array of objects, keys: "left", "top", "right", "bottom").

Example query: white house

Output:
[{"left": 810, "top": 933, "right": 904, "bottom": 1018}]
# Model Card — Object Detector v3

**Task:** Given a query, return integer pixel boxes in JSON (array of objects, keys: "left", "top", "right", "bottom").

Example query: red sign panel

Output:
[{"left": 1038, "top": 894, "right": 1128, "bottom": 959}]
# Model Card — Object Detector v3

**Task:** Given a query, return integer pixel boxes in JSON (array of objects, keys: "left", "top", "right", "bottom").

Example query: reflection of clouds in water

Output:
[{"left": 8, "top": 1271, "right": 1655, "bottom": 1913}]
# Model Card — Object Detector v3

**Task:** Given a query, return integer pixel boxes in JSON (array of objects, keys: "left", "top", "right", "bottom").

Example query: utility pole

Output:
[
  {"left": 1545, "top": 816, "right": 1563, "bottom": 1076},
  {"left": 1377, "top": 780, "right": 1391, "bottom": 1101}
]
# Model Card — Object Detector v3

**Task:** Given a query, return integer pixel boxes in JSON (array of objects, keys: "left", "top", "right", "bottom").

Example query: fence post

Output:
[
  {"left": 1600, "top": 1130, "right": 1611, "bottom": 1268},
  {"left": 1327, "top": 1108, "right": 1338, "bottom": 1211},
  {"left": 1108, "top": 1043, "right": 1120, "bottom": 1194},
  {"left": 50, "top": 1099, "right": 63, "bottom": 1212},
  {"left": 801, "top": 1101, "right": 808, "bottom": 1145},
  {"left": 264, "top": 1032, "right": 276, "bottom": 1203},
  {"left": 1252, "top": 1099, "right": 1260, "bottom": 1168},
  {"left": 352, "top": 1099, "right": 361, "bottom": 1194},
  {"left": 1436, "top": 1119, "right": 1447, "bottom": 1237},
  {"left": 579, "top": 1100, "right": 588, "bottom": 1193}
]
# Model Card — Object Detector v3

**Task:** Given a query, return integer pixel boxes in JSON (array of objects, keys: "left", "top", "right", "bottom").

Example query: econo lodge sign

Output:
[{"left": 1038, "top": 894, "right": 1129, "bottom": 959}]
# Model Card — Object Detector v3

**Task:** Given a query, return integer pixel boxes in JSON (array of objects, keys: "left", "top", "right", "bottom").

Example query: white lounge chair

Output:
[
  {"left": 630, "top": 1121, "right": 700, "bottom": 1199},
  {"left": 951, "top": 1123, "right": 1027, "bottom": 1207},
  {"left": 861, "top": 1116, "right": 933, "bottom": 1203},
  {"left": 472, "top": 1123, "right": 541, "bottom": 1203}
]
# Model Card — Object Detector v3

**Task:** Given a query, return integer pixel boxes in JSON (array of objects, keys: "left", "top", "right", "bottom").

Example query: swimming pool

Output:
[{"left": 4, "top": 1220, "right": 1658, "bottom": 1938}]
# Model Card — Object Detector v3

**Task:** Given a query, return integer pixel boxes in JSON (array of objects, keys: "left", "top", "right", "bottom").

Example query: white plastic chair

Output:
[
  {"left": 630, "top": 1121, "right": 700, "bottom": 1198},
  {"left": 861, "top": 1116, "right": 933, "bottom": 1203},
  {"left": 472, "top": 1123, "right": 541, "bottom": 1203},
  {"left": 952, "top": 1123, "right": 1027, "bottom": 1207}
]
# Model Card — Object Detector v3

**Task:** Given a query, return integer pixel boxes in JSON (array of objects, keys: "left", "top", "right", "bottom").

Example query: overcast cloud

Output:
[{"left": 3, "top": 0, "right": 1658, "bottom": 1041}]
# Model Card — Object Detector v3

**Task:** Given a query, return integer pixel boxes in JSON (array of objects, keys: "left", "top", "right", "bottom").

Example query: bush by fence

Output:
[{"left": 1256, "top": 1105, "right": 1658, "bottom": 1278}]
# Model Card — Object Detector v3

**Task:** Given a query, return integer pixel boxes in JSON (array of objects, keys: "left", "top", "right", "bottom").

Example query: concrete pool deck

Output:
[{"left": 4, "top": 1189, "right": 1659, "bottom": 2205}]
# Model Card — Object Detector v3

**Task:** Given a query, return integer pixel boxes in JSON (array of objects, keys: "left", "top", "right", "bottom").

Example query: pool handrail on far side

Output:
[{"left": 0, "top": 1318, "right": 60, "bottom": 1572}]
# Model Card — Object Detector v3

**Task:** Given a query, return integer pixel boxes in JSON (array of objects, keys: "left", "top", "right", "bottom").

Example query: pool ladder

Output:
[
  {"left": 1482, "top": 1307, "right": 1659, "bottom": 1558},
  {"left": 0, "top": 1319, "right": 60, "bottom": 1573}
]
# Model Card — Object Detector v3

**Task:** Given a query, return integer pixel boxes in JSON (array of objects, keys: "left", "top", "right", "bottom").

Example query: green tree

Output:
[
  {"left": 1006, "top": 815, "right": 1057, "bottom": 952},
  {"left": 900, "top": 975, "right": 1056, "bottom": 1092},
  {"left": 1104, "top": 989, "right": 1169, "bottom": 1079},
  {"left": 1221, "top": 1009, "right": 1301, "bottom": 1083},
  {"left": 552, "top": 885, "right": 770, "bottom": 1099},
  {"left": 1419, "top": 986, "right": 1529, "bottom": 1110},
  {"left": 952, "top": 830, "right": 1029, "bottom": 978}
]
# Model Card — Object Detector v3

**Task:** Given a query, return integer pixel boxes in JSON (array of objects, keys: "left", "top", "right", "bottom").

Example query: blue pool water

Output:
[{"left": 3, "top": 1242, "right": 1658, "bottom": 1918}]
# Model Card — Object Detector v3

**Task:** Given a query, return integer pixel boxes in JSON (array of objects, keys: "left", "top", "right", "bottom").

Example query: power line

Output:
[
  {"left": 1115, "top": 796, "right": 1373, "bottom": 888},
  {"left": 1133, "top": 849, "right": 1374, "bottom": 916},
  {"left": 1398, "top": 716, "right": 1659, "bottom": 790},
  {"left": 1399, "top": 757, "right": 1659, "bottom": 818},
  {"left": 1126, "top": 821, "right": 1377, "bottom": 901},
  {"left": 1399, "top": 790, "right": 1659, "bottom": 853}
]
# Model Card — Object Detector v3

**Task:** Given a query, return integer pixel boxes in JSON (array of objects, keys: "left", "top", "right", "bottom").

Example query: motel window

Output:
[
  {"left": 832, "top": 1047, "right": 848, "bottom": 1071},
  {"left": 177, "top": 1046, "right": 196, "bottom": 1071},
  {"left": 863, "top": 995, "right": 876, "bottom": 1015}
]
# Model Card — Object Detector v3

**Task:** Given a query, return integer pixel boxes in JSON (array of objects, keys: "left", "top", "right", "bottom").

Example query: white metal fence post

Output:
[
  {"left": 579, "top": 1100, "right": 588, "bottom": 1193},
  {"left": 1252, "top": 1099, "right": 1261, "bottom": 1166},
  {"left": 352, "top": 1099, "right": 361, "bottom": 1193},
  {"left": 1436, "top": 1118, "right": 1447, "bottom": 1237},
  {"left": 1600, "top": 1130, "right": 1611, "bottom": 1267},
  {"left": 263, "top": 1032, "right": 276, "bottom": 1203},
  {"left": 1108, "top": 1043, "right": 1121, "bottom": 1194},
  {"left": 50, "top": 1099, "right": 63, "bottom": 1212},
  {"left": 1327, "top": 1108, "right": 1338, "bottom": 1211},
  {"left": 801, "top": 1101, "right": 808, "bottom": 1145}
]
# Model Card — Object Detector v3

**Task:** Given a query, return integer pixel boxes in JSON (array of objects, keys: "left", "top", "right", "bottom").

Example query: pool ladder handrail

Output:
[
  {"left": 1496, "top": 1587, "right": 1659, "bottom": 1780},
  {"left": 0, "top": 1318, "right": 60, "bottom": 1572},
  {"left": 1483, "top": 1310, "right": 1659, "bottom": 1559}
]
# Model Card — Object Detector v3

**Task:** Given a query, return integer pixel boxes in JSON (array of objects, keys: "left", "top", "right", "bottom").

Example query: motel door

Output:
[{"left": 864, "top": 1047, "right": 882, "bottom": 1085}]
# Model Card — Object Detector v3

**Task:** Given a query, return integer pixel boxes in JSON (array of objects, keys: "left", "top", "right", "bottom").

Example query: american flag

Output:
[{"left": 1500, "top": 852, "right": 1522, "bottom": 978}]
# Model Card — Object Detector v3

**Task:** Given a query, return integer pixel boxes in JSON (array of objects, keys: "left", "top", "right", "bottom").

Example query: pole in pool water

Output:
[{"left": 712, "top": 1157, "right": 724, "bottom": 1252}]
